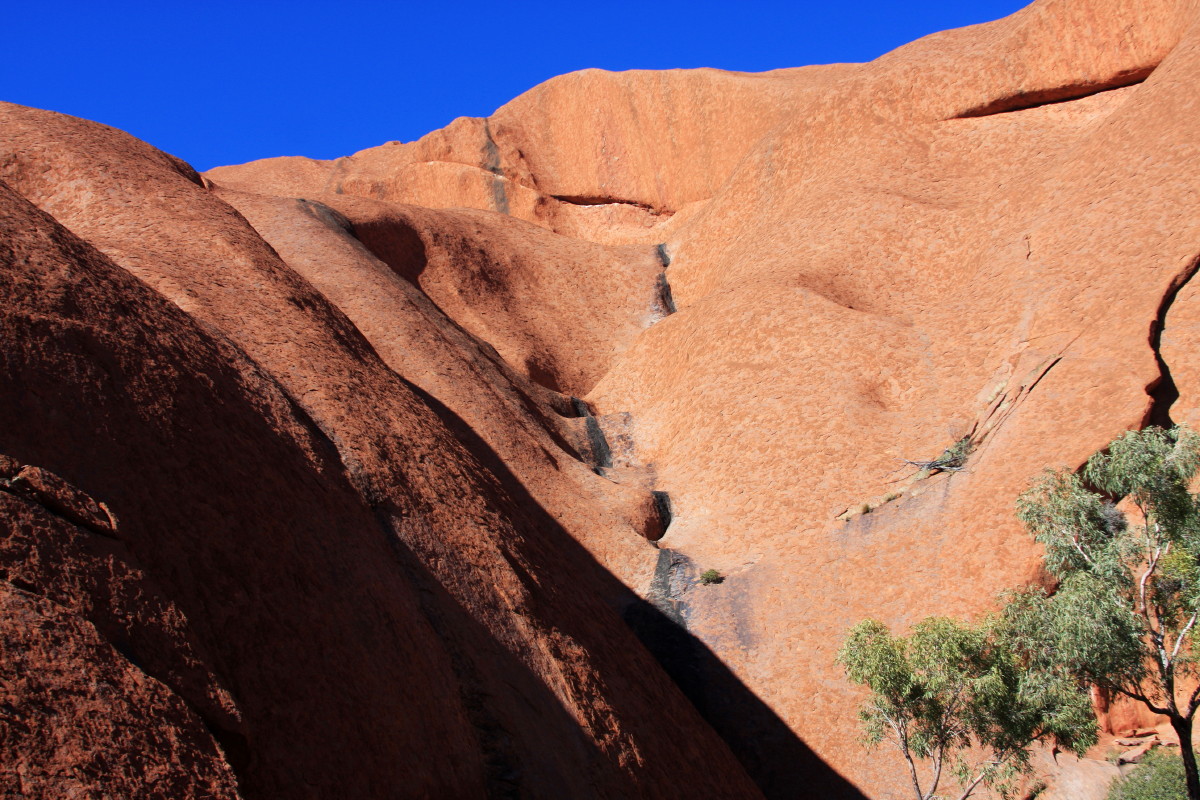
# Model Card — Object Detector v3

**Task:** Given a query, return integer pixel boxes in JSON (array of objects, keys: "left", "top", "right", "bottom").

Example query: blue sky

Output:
[{"left": 4, "top": 1, "right": 1028, "bottom": 171}]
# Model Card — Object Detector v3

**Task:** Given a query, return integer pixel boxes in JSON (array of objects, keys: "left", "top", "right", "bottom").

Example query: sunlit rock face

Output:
[{"left": 6, "top": 0, "right": 1200, "bottom": 796}]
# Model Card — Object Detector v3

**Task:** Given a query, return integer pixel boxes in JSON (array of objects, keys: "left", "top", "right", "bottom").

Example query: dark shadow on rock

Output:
[
  {"left": 370, "top": 499, "right": 603, "bottom": 800},
  {"left": 403, "top": 379, "right": 868, "bottom": 800},
  {"left": 623, "top": 595, "right": 863, "bottom": 800},
  {"left": 345, "top": 208, "right": 430, "bottom": 285}
]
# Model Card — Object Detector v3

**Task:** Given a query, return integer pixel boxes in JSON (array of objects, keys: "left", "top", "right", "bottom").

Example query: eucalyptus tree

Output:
[
  {"left": 838, "top": 616, "right": 1095, "bottom": 800},
  {"left": 1007, "top": 425, "right": 1200, "bottom": 799}
]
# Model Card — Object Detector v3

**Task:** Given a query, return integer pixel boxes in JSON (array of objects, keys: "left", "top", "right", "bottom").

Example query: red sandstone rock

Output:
[
  {"left": 585, "top": 1, "right": 1200, "bottom": 794},
  {"left": 9, "top": 0, "right": 1200, "bottom": 798},
  {"left": 206, "top": 67, "right": 839, "bottom": 246},
  {"left": 0, "top": 178, "right": 485, "bottom": 798},
  {"left": 0, "top": 102, "right": 758, "bottom": 799},
  {"left": 1035, "top": 750, "right": 1122, "bottom": 800},
  {"left": 203, "top": 187, "right": 669, "bottom": 589},
  {"left": 1118, "top": 740, "right": 1159, "bottom": 764},
  {"left": 0, "top": 585, "right": 240, "bottom": 800},
  {"left": 7, "top": 464, "right": 119, "bottom": 537}
]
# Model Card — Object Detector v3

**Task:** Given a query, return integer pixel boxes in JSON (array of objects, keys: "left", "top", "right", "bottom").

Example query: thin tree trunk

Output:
[
  {"left": 901, "top": 752, "right": 924, "bottom": 800},
  {"left": 954, "top": 772, "right": 987, "bottom": 800},
  {"left": 1172, "top": 716, "right": 1200, "bottom": 800}
]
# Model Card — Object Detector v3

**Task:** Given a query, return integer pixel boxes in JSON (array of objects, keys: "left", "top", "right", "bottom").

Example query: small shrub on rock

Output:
[
  {"left": 1108, "top": 748, "right": 1187, "bottom": 800},
  {"left": 698, "top": 569, "right": 724, "bottom": 585}
]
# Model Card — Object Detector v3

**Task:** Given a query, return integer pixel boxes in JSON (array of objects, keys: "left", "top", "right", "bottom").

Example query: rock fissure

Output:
[
  {"left": 644, "top": 548, "right": 692, "bottom": 628},
  {"left": 568, "top": 396, "right": 614, "bottom": 472},
  {"left": 1147, "top": 255, "right": 1200, "bottom": 428},
  {"left": 481, "top": 119, "right": 510, "bottom": 215},
  {"left": 550, "top": 193, "right": 670, "bottom": 215},
  {"left": 655, "top": 272, "right": 677, "bottom": 316},
  {"left": 651, "top": 491, "right": 673, "bottom": 536},
  {"left": 969, "top": 354, "right": 1066, "bottom": 450},
  {"left": 953, "top": 65, "right": 1155, "bottom": 118}
]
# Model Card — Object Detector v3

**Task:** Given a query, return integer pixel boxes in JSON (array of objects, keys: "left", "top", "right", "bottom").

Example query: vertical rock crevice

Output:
[
  {"left": 653, "top": 244, "right": 677, "bottom": 316},
  {"left": 569, "top": 397, "right": 613, "bottom": 472},
  {"left": 655, "top": 273, "right": 677, "bottom": 316},
  {"left": 482, "top": 119, "right": 510, "bottom": 216},
  {"left": 1146, "top": 255, "right": 1200, "bottom": 428},
  {"left": 651, "top": 490, "right": 673, "bottom": 534}
]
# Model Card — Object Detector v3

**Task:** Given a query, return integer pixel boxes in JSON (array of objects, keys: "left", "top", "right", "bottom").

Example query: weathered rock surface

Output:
[
  {"left": 8, "top": 0, "right": 1200, "bottom": 797},
  {"left": 1034, "top": 750, "right": 1123, "bottom": 800},
  {"left": 0, "top": 110, "right": 759, "bottom": 798},
  {"left": 206, "top": 67, "right": 829, "bottom": 246}
]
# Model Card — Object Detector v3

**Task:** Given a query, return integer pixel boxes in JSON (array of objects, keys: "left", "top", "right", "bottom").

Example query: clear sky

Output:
[{"left": 4, "top": 1, "right": 1029, "bottom": 171}]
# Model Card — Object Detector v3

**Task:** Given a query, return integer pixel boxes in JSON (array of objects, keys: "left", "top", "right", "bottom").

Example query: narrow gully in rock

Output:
[
  {"left": 563, "top": 257, "right": 676, "bottom": 537},
  {"left": 481, "top": 119, "right": 510, "bottom": 215},
  {"left": 644, "top": 547, "right": 691, "bottom": 626},
  {"left": 569, "top": 246, "right": 852, "bottom": 796},
  {"left": 651, "top": 490, "right": 673, "bottom": 532},
  {"left": 566, "top": 398, "right": 673, "bottom": 539},
  {"left": 569, "top": 396, "right": 613, "bottom": 471},
  {"left": 654, "top": 245, "right": 676, "bottom": 316},
  {"left": 1146, "top": 254, "right": 1200, "bottom": 428},
  {"left": 655, "top": 273, "right": 676, "bottom": 315}
]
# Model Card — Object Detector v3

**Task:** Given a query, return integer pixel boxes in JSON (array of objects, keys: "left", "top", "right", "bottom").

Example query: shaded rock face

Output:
[
  {"left": 7, "top": 0, "right": 1200, "bottom": 797},
  {"left": 0, "top": 117, "right": 760, "bottom": 799}
]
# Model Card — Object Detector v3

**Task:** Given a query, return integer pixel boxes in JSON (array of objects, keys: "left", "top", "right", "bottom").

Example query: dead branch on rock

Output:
[
  {"left": 901, "top": 436, "right": 974, "bottom": 475},
  {"left": 901, "top": 457, "right": 967, "bottom": 472}
]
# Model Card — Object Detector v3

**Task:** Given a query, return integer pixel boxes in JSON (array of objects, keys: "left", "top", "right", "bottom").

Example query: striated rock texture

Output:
[{"left": 8, "top": 0, "right": 1200, "bottom": 797}]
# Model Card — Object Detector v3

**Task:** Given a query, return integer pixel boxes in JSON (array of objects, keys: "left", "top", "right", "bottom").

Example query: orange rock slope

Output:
[{"left": 7, "top": 0, "right": 1200, "bottom": 796}]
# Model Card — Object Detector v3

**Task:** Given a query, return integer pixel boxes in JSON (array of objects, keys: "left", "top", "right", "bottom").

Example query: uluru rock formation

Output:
[{"left": 6, "top": 0, "right": 1200, "bottom": 796}]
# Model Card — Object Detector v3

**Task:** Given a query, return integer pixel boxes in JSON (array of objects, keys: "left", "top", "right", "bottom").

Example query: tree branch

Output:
[
  {"left": 1187, "top": 681, "right": 1200, "bottom": 717},
  {"left": 927, "top": 749, "right": 944, "bottom": 800},
  {"left": 1169, "top": 608, "right": 1198, "bottom": 669},
  {"left": 1140, "top": 544, "right": 1164, "bottom": 632},
  {"left": 888, "top": 718, "right": 926, "bottom": 800},
  {"left": 1061, "top": 526, "right": 1097, "bottom": 569},
  {"left": 954, "top": 759, "right": 1001, "bottom": 800},
  {"left": 1113, "top": 684, "right": 1173, "bottom": 717},
  {"left": 902, "top": 744, "right": 924, "bottom": 800}
]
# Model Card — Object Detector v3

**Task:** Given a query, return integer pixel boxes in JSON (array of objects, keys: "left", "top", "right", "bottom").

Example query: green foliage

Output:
[
  {"left": 940, "top": 436, "right": 975, "bottom": 469},
  {"left": 999, "top": 577, "right": 1147, "bottom": 698},
  {"left": 838, "top": 616, "right": 1095, "bottom": 800},
  {"left": 1108, "top": 748, "right": 1187, "bottom": 800},
  {"left": 1010, "top": 426, "right": 1200, "bottom": 799},
  {"left": 841, "top": 427, "right": 1200, "bottom": 798},
  {"left": 1015, "top": 470, "right": 1132, "bottom": 583},
  {"left": 698, "top": 569, "right": 723, "bottom": 585},
  {"left": 1010, "top": 427, "right": 1200, "bottom": 707}
]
